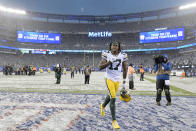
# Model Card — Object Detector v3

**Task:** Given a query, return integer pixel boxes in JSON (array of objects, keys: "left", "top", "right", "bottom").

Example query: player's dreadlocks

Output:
[{"left": 109, "top": 41, "right": 121, "bottom": 52}]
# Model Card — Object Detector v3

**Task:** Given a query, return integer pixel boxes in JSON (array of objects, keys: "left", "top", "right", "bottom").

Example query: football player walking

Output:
[{"left": 98, "top": 41, "right": 128, "bottom": 129}]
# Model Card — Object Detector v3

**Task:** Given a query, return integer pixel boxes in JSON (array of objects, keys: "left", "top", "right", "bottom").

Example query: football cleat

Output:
[
  {"left": 119, "top": 89, "right": 131, "bottom": 102},
  {"left": 166, "top": 102, "right": 171, "bottom": 106},
  {"left": 100, "top": 104, "right": 105, "bottom": 116},
  {"left": 156, "top": 101, "right": 161, "bottom": 106},
  {"left": 112, "top": 120, "right": 120, "bottom": 129}
]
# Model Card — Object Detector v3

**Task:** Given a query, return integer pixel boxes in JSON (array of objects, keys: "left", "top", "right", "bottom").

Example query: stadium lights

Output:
[
  {"left": 179, "top": 2, "right": 196, "bottom": 10},
  {"left": 0, "top": 5, "right": 26, "bottom": 15}
]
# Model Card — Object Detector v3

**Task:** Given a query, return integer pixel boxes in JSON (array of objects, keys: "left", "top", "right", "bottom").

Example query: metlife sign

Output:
[
  {"left": 88, "top": 31, "right": 112, "bottom": 37},
  {"left": 139, "top": 28, "right": 184, "bottom": 44}
]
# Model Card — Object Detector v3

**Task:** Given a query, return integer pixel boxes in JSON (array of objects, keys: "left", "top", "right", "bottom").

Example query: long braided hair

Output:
[{"left": 109, "top": 41, "right": 121, "bottom": 53}]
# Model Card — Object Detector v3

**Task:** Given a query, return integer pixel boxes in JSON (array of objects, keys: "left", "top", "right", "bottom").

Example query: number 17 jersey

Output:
[{"left": 102, "top": 51, "right": 128, "bottom": 82}]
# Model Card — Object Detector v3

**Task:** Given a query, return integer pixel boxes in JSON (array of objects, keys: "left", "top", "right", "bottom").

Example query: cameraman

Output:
[{"left": 154, "top": 54, "right": 172, "bottom": 106}]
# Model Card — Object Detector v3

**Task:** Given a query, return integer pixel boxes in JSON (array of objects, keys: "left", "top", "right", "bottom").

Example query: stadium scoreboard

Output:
[
  {"left": 139, "top": 28, "right": 184, "bottom": 44},
  {"left": 17, "top": 31, "right": 61, "bottom": 44}
]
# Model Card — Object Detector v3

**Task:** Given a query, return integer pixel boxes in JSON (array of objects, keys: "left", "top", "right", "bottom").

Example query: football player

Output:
[{"left": 98, "top": 41, "right": 128, "bottom": 129}]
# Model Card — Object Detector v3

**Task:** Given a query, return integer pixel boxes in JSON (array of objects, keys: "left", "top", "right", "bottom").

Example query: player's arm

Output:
[
  {"left": 98, "top": 58, "right": 111, "bottom": 70},
  {"left": 122, "top": 61, "right": 127, "bottom": 84}
]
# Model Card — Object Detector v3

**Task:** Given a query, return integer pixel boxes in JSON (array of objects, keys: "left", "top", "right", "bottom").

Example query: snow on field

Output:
[
  {"left": 0, "top": 72, "right": 156, "bottom": 91},
  {"left": 0, "top": 93, "right": 196, "bottom": 131},
  {"left": 145, "top": 75, "right": 196, "bottom": 93},
  {"left": 0, "top": 72, "right": 195, "bottom": 130}
]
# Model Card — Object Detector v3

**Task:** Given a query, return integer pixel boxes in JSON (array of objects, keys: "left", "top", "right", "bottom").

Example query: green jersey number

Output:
[{"left": 109, "top": 59, "right": 121, "bottom": 70}]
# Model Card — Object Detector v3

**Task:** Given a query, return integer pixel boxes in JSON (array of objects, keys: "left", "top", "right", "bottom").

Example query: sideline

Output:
[{"left": 144, "top": 76, "right": 196, "bottom": 96}]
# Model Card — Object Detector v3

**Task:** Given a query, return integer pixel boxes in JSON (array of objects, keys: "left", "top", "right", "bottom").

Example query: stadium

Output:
[{"left": 0, "top": 1, "right": 196, "bottom": 130}]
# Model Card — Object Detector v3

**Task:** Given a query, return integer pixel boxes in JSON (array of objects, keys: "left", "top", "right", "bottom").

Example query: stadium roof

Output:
[
  {"left": 27, "top": 7, "right": 180, "bottom": 22},
  {"left": 1, "top": 0, "right": 196, "bottom": 22},
  {"left": 1, "top": 0, "right": 195, "bottom": 15}
]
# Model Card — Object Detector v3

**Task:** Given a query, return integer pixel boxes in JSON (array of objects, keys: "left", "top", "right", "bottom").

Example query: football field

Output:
[{"left": 0, "top": 72, "right": 196, "bottom": 131}]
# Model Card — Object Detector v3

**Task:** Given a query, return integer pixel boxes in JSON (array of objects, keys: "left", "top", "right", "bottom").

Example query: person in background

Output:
[
  {"left": 84, "top": 65, "right": 91, "bottom": 84},
  {"left": 140, "top": 66, "right": 145, "bottom": 81},
  {"left": 54, "top": 64, "right": 62, "bottom": 84},
  {"left": 32, "top": 66, "right": 36, "bottom": 75},
  {"left": 154, "top": 54, "right": 172, "bottom": 106},
  {"left": 128, "top": 63, "right": 135, "bottom": 90},
  {"left": 70, "top": 66, "right": 75, "bottom": 78}
]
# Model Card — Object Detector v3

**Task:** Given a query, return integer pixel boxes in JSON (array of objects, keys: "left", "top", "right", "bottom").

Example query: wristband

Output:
[{"left": 122, "top": 83, "right": 126, "bottom": 89}]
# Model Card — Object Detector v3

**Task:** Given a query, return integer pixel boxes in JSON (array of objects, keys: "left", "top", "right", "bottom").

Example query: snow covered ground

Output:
[
  {"left": 0, "top": 93, "right": 196, "bottom": 131},
  {"left": 0, "top": 72, "right": 156, "bottom": 92},
  {"left": 145, "top": 74, "right": 196, "bottom": 93},
  {"left": 0, "top": 72, "right": 196, "bottom": 131}
]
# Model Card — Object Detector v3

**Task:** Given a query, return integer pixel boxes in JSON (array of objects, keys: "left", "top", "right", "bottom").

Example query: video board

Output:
[
  {"left": 139, "top": 28, "right": 184, "bottom": 44},
  {"left": 17, "top": 31, "right": 61, "bottom": 44}
]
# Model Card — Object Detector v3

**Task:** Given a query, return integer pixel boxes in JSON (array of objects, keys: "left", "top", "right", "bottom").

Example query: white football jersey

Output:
[{"left": 102, "top": 51, "right": 128, "bottom": 82}]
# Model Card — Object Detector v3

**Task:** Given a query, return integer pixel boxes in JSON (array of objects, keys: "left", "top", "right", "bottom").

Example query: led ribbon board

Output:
[
  {"left": 32, "top": 49, "right": 47, "bottom": 54},
  {"left": 17, "top": 31, "right": 61, "bottom": 44},
  {"left": 139, "top": 28, "right": 184, "bottom": 44}
]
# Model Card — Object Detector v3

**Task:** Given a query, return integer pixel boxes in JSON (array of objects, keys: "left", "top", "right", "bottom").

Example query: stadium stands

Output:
[{"left": 0, "top": 7, "right": 196, "bottom": 76}]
